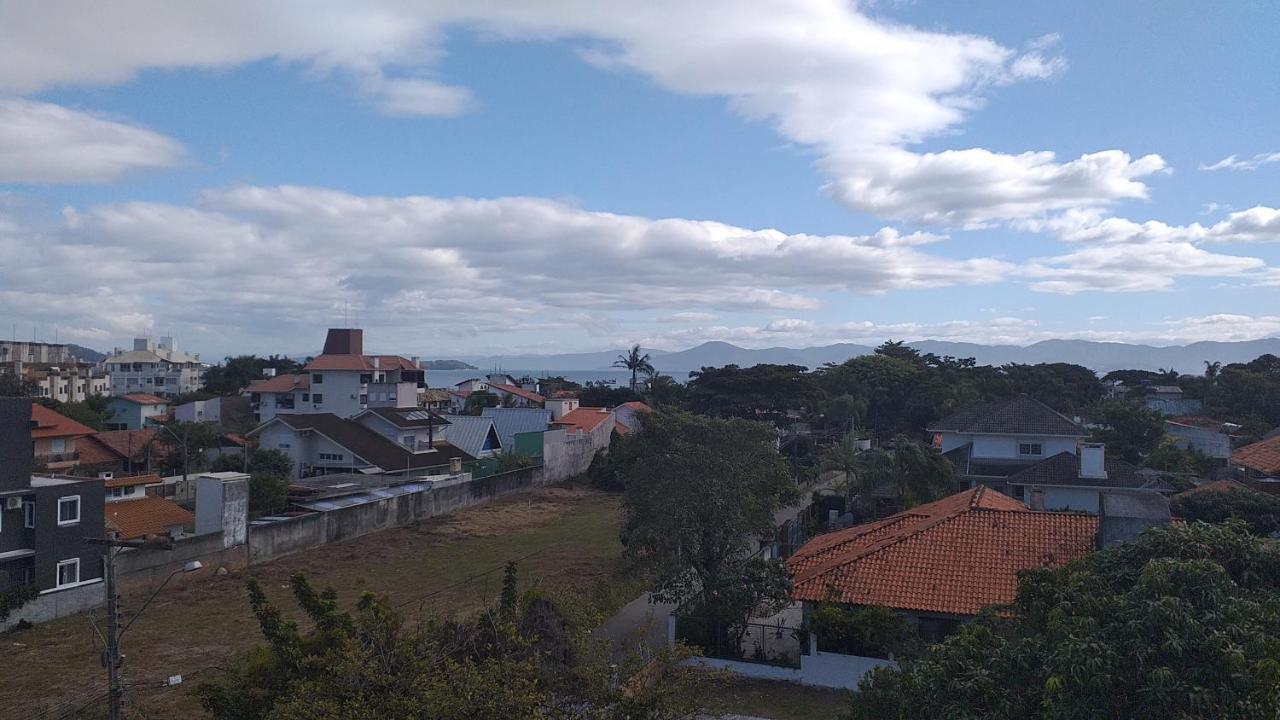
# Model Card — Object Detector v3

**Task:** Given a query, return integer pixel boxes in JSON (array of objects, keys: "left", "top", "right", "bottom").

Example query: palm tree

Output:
[
  {"left": 821, "top": 432, "right": 888, "bottom": 516},
  {"left": 613, "top": 344, "right": 655, "bottom": 392},
  {"left": 1203, "top": 360, "right": 1222, "bottom": 406}
]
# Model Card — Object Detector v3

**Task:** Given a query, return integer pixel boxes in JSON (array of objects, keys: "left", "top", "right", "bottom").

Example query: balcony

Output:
[{"left": 36, "top": 451, "right": 79, "bottom": 465}]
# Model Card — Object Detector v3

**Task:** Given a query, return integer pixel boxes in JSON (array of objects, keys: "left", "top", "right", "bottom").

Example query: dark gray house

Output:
[{"left": 0, "top": 398, "right": 106, "bottom": 594}]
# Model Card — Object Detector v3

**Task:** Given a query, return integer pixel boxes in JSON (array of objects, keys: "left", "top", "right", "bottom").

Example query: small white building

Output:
[{"left": 102, "top": 337, "right": 205, "bottom": 398}]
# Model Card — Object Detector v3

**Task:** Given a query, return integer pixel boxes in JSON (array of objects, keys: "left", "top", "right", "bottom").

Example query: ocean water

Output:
[{"left": 424, "top": 368, "right": 689, "bottom": 389}]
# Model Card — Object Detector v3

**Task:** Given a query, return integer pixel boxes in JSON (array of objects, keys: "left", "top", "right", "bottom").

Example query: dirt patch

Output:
[{"left": 1, "top": 484, "right": 622, "bottom": 719}]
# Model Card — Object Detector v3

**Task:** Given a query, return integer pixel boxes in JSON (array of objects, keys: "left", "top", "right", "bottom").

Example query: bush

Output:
[
  {"left": 1171, "top": 485, "right": 1280, "bottom": 536},
  {"left": 802, "top": 603, "right": 920, "bottom": 659}
]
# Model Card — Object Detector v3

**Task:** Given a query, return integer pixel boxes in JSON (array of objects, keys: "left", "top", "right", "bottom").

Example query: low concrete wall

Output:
[
  {"left": 115, "top": 531, "right": 249, "bottom": 593},
  {"left": 248, "top": 465, "right": 544, "bottom": 564},
  {"left": 3, "top": 581, "right": 104, "bottom": 629},
  {"left": 542, "top": 429, "right": 595, "bottom": 484}
]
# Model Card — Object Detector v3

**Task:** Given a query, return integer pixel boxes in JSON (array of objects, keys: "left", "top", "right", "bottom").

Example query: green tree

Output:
[
  {"left": 847, "top": 521, "right": 1280, "bottom": 720},
  {"left": 463, "top": 390, "right": 500, "bottom": 415},
  {"left": 684, "top": 363, "right": 820, "bottom": 422},
  {"left": 0, "top": 372, "right": 37, "bottom": 397},
  {"left": 204, "top": 354, "right": 304, "bottom": 396},
  {"left": 211, "top": 447, "right": 294, "bottom": 478},
  {"left": 820, "top": 432, "right": 880, "bottom": 516},
  {"left": 249, "top": 473, "right": 290, "bottom": 515},
  {"left": 619, "top": 411, "right": 798, "bottom": 626},
  {"left": 1089, "top": 400, "right": 1166, "bottom": 463},
  {"left": 613, "top": 344, "right": 655, "bottom": 392},
  {"left": 1171, "top": 485, "right": 1280, "bottom": 536},
  {"left": 577, "top": 383, "right": 642, "bottom": 408},
  {"left": 645, "top": 373, "right": 684, "bottom": 407},
  {"left": 1143, "top": 436, "right": 1212, "bottom": 477}
]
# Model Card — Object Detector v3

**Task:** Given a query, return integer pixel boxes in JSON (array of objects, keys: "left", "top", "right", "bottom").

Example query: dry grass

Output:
[
  {"left": 0, "top": 484, "right": 623, "bottom": 719},
  {"left": 701, "top": 674, "right": 853, "bottom": 720}
]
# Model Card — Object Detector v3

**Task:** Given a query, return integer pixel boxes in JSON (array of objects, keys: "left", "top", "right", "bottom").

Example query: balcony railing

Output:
[{"left": 37, "top": 451, "right": 80, "bottom": 464}]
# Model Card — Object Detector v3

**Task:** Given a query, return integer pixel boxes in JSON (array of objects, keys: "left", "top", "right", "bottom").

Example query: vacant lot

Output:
[
  {"left": 702, "top": 675, "right": 853, "bottom": 720},
  {"left": 2, "top": 485, "right": 623, "bottom": 719}
]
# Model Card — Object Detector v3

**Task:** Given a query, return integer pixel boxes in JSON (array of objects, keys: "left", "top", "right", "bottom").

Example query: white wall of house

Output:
[
  {"left": 308, "top": 370, "right": 365, "bottom": 419},
  {"left": 1166, "top": 423, "right": 1231, "bottom": 459},
  {"left": 176, "top": 398, "right": 223, "bottom": 424},
  {"left": 939, "top": 432, "right": 1078, "bottom": 459},
  {"left": 257, "top": 422, "right": 374, "bottom": 477},
  {"left": 1035, "top": 485, "right": 1103, "bottom": 513}
]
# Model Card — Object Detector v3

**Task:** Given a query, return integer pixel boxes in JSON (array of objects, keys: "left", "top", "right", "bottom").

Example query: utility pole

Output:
[{"left": 87, "top": 536, "right": 201, "bottom": 720}]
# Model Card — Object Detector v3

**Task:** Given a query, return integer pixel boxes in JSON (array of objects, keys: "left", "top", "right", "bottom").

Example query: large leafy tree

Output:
[
  {"left": 620, "top": 410, "right": 798, "bottom": 624},
  {"left": 1088, "top": 399, "right": 1166, "bottom": 463},
  {"left": 204, "top": 354, "right": 305, "bottom": 396},
  {"left": 0, "top": 372, "right": 37, "bottom": 397},
  {"left": 684, "top": 363, "right": 821, "bottom": 422},
  {"left": 613, "top": 344, "right": 655, "bottom": 392},
  {"left": 1171, "top": 485, "right": 1280, "bottom": 536},
  {"left": 847, "top": 521, "right": 1280, "bottom": 720}
]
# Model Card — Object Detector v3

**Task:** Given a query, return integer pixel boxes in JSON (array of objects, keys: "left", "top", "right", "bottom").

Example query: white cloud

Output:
[
  {"left": 1028, "top": 206, "right": 1280, "bottom": 245},
  {"left": 0, "top": 98, "right": 186, "bottom": 183},
  {"left": 1199, "top": 152, "right": 1280, "bottom": 172},
  {"left": 0, "top": 2, "right": 1161, "bottom": 224},
  {"left": 0, "top": 185, "right": 1014, "bottom": 352},
  {"left": 1025, "top": 242, "right": 1265, "bottom": 294}
]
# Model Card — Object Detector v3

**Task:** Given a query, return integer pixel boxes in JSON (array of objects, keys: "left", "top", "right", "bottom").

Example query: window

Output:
[
  {"left": 312, "top": 373, "right": 324, "bottom": 384},
  {"left": 50, "top": 438, "right": 67, "bottom": 453},
  {"left": 57, "top": 496, "right": 80, "bottom": 526},
  {"left": 302, "top": 393, "right": 310, "bottom": 402},
  {"left": 56, "top": 558, "right": 80, "bottom": 588},
  {"left": 402, "top": 435, "right": 415, "bottom": 448},
  {"left": 1018, "top": 442, "right": 1043, "bottom": 457},
  {"left": 277, "top": 442, "right": 291, "bottom": 450},
  {"left": 359, "top": 373, "right": 373, "bottom": 384},
  {"left": 311, "top": 393, "right": 323, "bottom": 404},
  {"left": 24, "top": 501, "right": 35, "bottom": 528},
  {"left": 319, "top": 452, "right": 345, "bottom": 462},
  {"left": 359, "top": 394, "right": 368, "bottom": 405}
]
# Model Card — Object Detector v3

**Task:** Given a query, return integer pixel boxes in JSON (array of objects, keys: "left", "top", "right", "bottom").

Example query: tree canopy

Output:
[
  {"left": 1170, "top": 485, "right": 1280, "bottom": 536},
  {"left": 204, "top": 355, "right": 305, "bottom": 396},
  {"left": 619, "top": 410, "right": 798, "bottom": 624},
  {"left": 847, "top": 521, "right": 1280, "bottom": 720}
]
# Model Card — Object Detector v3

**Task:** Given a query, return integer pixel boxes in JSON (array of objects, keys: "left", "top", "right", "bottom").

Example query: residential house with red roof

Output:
[
  {"left": 30, "top": 403, "right": 95, "bottom": 471},
  {"left": 613, "top": 401, "right": 654, "bottom": 435},
  {"left": 550, "top": 406, "right": 615, "bottom": 451},
  {"left": 1231, "top": 435, "right": 1280, "bottom": 482},
  {"left": 104, "top": 393, "right": 170, "bottom": 430},
  {"left": 487, "top": 382, "right": 545, "bottom": 409},
  {"left": 787, "top": 486, "right": 1099, "bottom": 642},
  {"left": 76, "top": 429, "right": 175, "bottom": 475},
  {"left": 244, "top": 329, "right": 425, "bottom": 423}
]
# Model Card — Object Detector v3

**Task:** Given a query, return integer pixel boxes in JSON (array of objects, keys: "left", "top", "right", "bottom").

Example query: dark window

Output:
[
  {"left": 56, "top": 559, "right": 80, "bottom": 587},
  {"left": 359, "top": 394, "right": 368, "bottom": 404},
  {"left": 1018, "top": 442, "right": 1043, "bottom": 456},
  {"left": 57, "top": 496, "right": 80, "bottom": 525},
  {"left": 302, "top": 393, "right": 310, "bottom": 402},
  {"left": 359, "top": 374, "right": 373, "bottom": 384},
  {"left": 312, "top": 373, "right": 324, "bottom": 384},
  {"left": 23, "top": 501, "right": 34, "bottom": 528},
  {"left": 311, "top": 394, "right": 323, "bottom": 404}
]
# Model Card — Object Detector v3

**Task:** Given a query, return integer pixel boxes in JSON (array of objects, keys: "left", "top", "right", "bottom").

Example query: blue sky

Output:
[{"left": 1, "top": 2, "right": 1278, "bottom": 358}]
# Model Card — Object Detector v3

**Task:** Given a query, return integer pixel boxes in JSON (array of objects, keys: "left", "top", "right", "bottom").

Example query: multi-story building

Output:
[
  {"left": 21, "top": 364, "right": 111, "bottom": 403},
  {"left": 0, "top": 340, "right": 80, "bottom": 365},
  {"left": 245, "top": 329, "right": 425, "bottom": 424},
  {"left": 0, "top": 399, "right": 106, "bottom": 597},
  {"left": 102, "top": 337, "right": 205, "bottom": 398},
  {"left": 104, "top": 394, "right": 171, "bottom": 431}
]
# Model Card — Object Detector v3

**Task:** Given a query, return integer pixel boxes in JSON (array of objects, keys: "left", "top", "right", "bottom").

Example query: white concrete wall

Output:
[
  {"left": 1166, "top": 424, "right": 1231, "bottom": 459},
  {"left": 312, "top": 370, "right": 365, "bottom": 418},
  {"left": 1039, "top": 485, "right": 1101, "bottom": 513}
]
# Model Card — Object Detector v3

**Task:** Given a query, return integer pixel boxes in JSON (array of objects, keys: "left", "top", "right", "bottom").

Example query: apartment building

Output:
[
  {"left": 245, "top": 329, "right": 425, "bottom": 423},
  {"left": 102, "top": 337, "right": 205, "bottom": 398}
]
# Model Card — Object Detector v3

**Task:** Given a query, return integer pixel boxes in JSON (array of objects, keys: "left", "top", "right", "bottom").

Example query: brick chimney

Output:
[
  {"left": 322, "top": 328, "right": 363, "bottom": 355},
  {"left": 0, "top": 398, "right": 34, "bottom": 493}
]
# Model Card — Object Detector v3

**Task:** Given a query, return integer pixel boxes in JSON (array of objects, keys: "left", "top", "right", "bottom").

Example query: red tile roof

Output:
[
  {"left": 1169, "top": 415, "right": 1227, "bottom": 431},
  {"left": 245, "top": 373, "right": 310, "bottom": 393},
  {"left": 488, "top": 383, "right": 545, "bottom": 404},
  {"left": 29, "top": 403, "right": 95, "bottom": 439},
  {"left": 303, "top": 354, "right": 419, "bottom": 371},
  {"left": 119, "top": 393, "right": 170, "bottom": 405},
  {"left": 104, "top": 473, "right": 161, "bottom": 489},
  {"left": 105, "top": 497, "right": 194, "bottom": 540},
  {"left": 78, "top": 429, "right": 170, "bottom": 465},
  {"left": 788, "top": 487, "right": 1098, "bottom": 616},
  {"left": 618, "top": 401, "right": 655, "bottom": 413},
  {"left": 551, "top": 407, "right": 612, "bottom": 434},
  {"left": 1231, "top": 436, "right": 1280, "bottom": 476}
]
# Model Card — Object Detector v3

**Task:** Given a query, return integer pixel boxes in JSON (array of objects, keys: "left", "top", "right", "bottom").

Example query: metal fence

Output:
[{"left": 674, "top": 616, "right": 804, "bottom": 668}]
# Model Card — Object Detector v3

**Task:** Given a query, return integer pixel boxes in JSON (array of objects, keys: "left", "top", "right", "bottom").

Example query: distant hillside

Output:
[
  {"left": 456, "top": 338, "right": 1280, "bottom": 375},
  {"left": 421, "top": 359, "right": 477, "bottom": 370},
  {"left": 67, "top": 344, "right": 105, "bottom": 363}
]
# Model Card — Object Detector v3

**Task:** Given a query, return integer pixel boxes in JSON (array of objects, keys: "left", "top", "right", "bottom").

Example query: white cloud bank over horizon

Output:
[{"left": 0, "top": 1, "right": 1166, "bottom": 224}]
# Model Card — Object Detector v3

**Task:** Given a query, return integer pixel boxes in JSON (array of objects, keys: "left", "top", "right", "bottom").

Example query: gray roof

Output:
[
  {"left": 257, "top": 413, "right": 473, "bottom": 471},
  {"left": 928, "top": 396, "right": 1086, "bottom": 437},
  {"left": 358, "top": 406, "right": 450, "bottom": 429},
  {"left": 1005, "top": 451, "right": 1172, "bottom": 492},
  {"left": 481, "top": 407, "right": 551, "bottom": 448},
  {"left": 439, "top": 416, "right": 501, "bottom": 458}
]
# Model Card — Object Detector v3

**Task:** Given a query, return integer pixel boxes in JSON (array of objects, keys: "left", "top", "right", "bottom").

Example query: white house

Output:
[
  {"left": 1004, "top": 444, "right": 1174, "bottom": 513},
  {"left": 104, "top": 393, "right": 171, "bottom": 431},
  {"left": 550, "top": 406, "right": 615, "bottom": 452},
  {"left": 931, "top": 395, "right": 1088, "bottom": 488},
  {"left": 1165, "top": 417, "right": 1235, "bottom": 460},
  {"left": 102, "top": 337, "right": 204, "bottom": 398}
]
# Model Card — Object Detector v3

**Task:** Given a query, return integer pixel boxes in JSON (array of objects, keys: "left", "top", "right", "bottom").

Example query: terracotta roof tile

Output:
[
  {"left": 488, "top": 383, "right": 545, "bottom": 404},
  {"left": 105, "top": 497, "right": 194, "bottom": 540},
  {"left": 1232, "top": 436, "right": 1280, "bottom": 476},
  {"left": 119, "top": 393, "right": 170, "bottom": 405},
  {"left": 29, "top": 403, "right": 96, "bottom": 439},
  {"left": 80, "top": 429, "right": 170, "bottom": 465},
  {"left": 787, "top": 487, "right": 1098, "bottom": 616},
  {"left": 551, "top": 407, "right": 612, "bottom": 434},
  {"left": 104, "top": 473, "right": 161, "bottom": 489}
]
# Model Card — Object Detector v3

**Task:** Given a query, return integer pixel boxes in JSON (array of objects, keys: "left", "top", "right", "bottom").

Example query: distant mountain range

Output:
[
  {"left": 453, "top": 338, "right": 1280, "bottom": 375},
  {"left": 67, "top": 344, "right": 106, "bottom": 363}
]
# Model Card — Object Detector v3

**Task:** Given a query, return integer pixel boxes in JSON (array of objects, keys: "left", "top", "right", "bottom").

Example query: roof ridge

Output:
[{"left": 792, "top": 507, "right": 972, "bottom": 587}]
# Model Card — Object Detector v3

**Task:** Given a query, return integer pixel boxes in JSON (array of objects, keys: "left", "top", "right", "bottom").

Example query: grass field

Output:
[
  {"left": 0, "top": 484, "right": 624, "bottom": 719},
  {"left": 702, "top": 675, "right": 853, "bottom": 720}
]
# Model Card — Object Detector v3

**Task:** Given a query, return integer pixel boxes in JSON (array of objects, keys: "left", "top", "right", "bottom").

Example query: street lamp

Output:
[{"left": 86, "top": 536, "right": 202, "bottom": 720}]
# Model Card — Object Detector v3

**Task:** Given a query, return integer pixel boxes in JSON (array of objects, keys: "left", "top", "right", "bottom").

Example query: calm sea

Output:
[{"left": 424, "top": 368, "right": 690, "bottom": 389}]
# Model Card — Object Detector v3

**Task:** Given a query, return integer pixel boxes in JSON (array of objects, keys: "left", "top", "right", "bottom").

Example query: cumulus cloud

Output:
[
  {"left": 0, "top": 2, "right": 1161, "bottom": 224},
  {"left": 0, "top": 185, "right": 1014, "bottom": 352},
  {"left": 1026, "top": 206, "right": 1280, "bottom": 245},
  {"left": 1200, "top": 152, "right": 1280, "bottom": 172},
  {"left": 1025, "top": 242, "right": 1265, "bottom": 294},
  {"left": 0, "top": 98, "right": 186, "bottom": 183}
]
